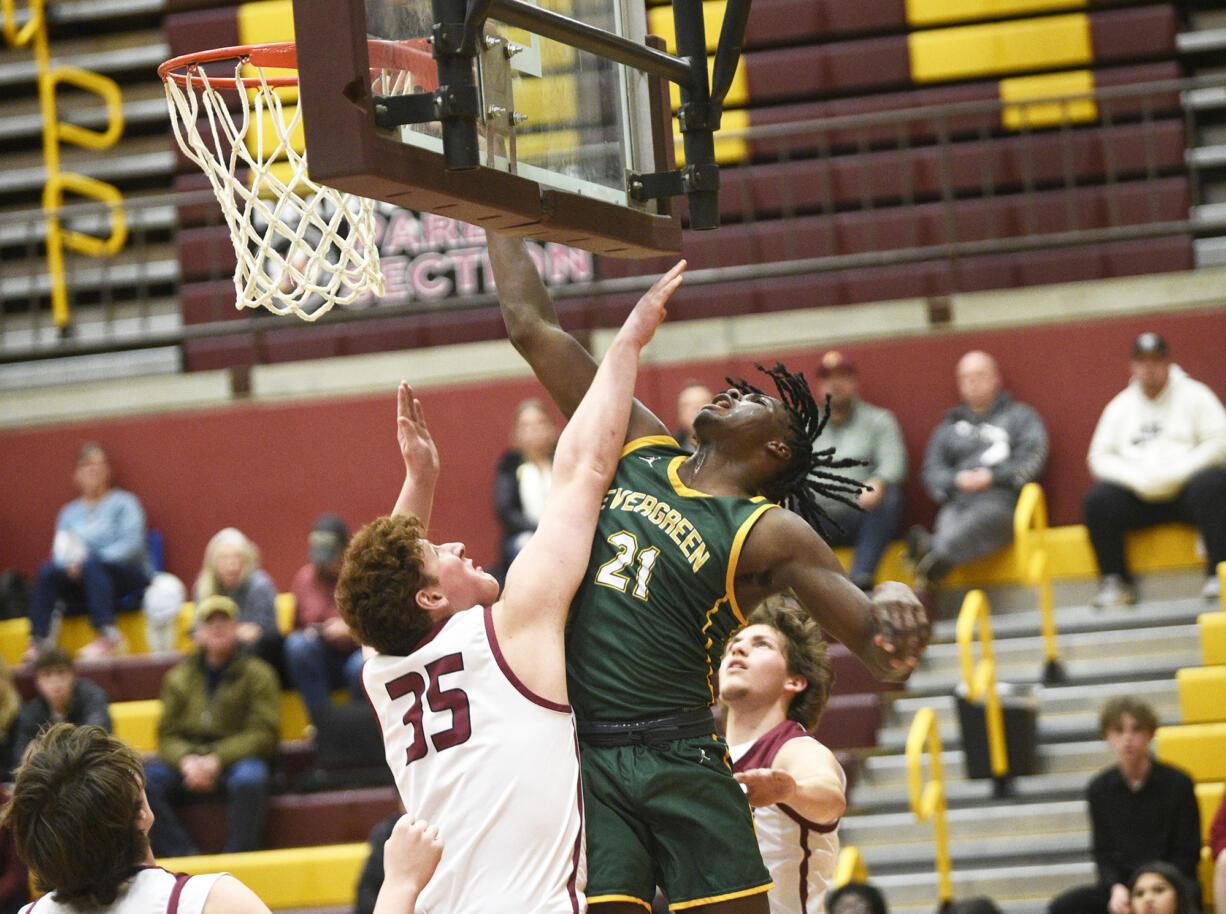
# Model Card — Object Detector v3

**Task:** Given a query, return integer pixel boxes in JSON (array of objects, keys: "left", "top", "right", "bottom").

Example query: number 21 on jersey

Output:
[{"left": 594, "top": 530, "right": 659, "bottom": 600}]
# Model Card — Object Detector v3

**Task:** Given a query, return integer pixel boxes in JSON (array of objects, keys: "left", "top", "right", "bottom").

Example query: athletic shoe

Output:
[
  {"left": 1202, "top": 575, "right": 1222, "bottom": 602},
  {"left": 905, "top": 526, "right": 932, "bottom": 564},
  {"left": 76, "top": 633, "right": 128, "bottom": 659},
  {"left": 1091, "top": 574, "right": 1136, "bottom": 608}
]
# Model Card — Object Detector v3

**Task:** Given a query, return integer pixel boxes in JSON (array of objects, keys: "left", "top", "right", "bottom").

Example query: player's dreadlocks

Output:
[{"left": 727, "top": 361, "right": 867, "bottom": 538}]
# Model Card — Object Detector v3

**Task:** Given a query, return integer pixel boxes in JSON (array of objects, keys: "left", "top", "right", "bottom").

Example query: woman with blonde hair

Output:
[{"left": 194, "top": 528, "right": 282, "bottom": 675}]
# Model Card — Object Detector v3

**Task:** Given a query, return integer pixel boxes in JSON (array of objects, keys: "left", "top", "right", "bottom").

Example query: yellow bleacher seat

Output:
[
  {"left": 1178, "top": 666, "right": 1226, "bottom": 725},
  {"left": 1155, "top": 722, "right": 1226, "bottom": 784},
  {"left": 0, "top": 593, "right": 299, "bottom": 666},
  {"left": 1201, "top": 612, "right": 1226, "bottom": 666},
  {"left": 1196, "top": 781, "right": 1223, "bottom": 841},
  {"left": 111, "top": 691, "right": 315, "bottom": 753},
  {"left": 160, "top": 843, "right": 369, "bottom": 909},
  {"left": 833, "top": 521, "right": 1203, "bottom": 591}
]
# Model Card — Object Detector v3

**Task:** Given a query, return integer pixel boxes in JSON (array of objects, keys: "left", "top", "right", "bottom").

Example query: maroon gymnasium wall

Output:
[{"left": 1, "top": 307, "right": 1224, "bottom": 591}]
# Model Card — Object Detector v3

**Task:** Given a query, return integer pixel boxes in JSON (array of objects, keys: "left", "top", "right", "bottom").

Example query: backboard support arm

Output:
[{"left": 370, "top": 0, "right": 754, "bottom": 229}]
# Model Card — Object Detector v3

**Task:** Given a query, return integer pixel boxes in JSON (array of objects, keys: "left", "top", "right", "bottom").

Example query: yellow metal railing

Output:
[
  {"left": 956, "top": 589, "right": 1008, "bottom": 778},
  {"left": 906, "top": 706, "right": 953, "bottom": 905},
  {"left": 833, "top": 845, "right": 870, "bottom": 887},
  {"left": 1217, "top": 560, "right": 1225, "bottom": 612},
  {"left": 2, "top": 0, "right": 126, "bottom": 329},
  {"left": 1014, "top": 482, "right": 1062, "bottom": 680}
]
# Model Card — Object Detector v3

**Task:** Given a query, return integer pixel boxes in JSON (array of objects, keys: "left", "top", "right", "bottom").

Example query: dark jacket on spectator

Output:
[{"left": 12, "top": 678, "right": 111, "bottom": 768}]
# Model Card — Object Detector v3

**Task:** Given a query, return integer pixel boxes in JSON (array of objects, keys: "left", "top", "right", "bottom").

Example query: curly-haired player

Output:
[{"left": 488, "top": 233, "right": 929, "bottom": 914}]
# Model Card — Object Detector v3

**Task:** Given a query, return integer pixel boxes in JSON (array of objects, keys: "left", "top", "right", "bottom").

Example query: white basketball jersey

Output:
[
  {"left": 21, "top": 867, "right": 224, "bottom": 914},
  {"left": 364, "top": 605, "right": 586, "bottom": 914},
  {"left": 730, "top": 721, "right": 843, "bottom": 914}
]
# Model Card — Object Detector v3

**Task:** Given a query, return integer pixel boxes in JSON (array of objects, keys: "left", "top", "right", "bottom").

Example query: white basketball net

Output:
[{"left": 163, "top": 59, "right": 384, "bottom": 321}]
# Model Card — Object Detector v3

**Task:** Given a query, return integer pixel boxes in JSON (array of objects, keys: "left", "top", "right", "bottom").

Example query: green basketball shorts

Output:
[{"left": 580, "top": 734, "right": 773, "bottom": 910}]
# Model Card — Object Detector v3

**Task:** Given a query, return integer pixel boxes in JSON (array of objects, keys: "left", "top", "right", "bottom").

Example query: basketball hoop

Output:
[{"left": 160, "top": 40, "right": 434, "bottom": 321}]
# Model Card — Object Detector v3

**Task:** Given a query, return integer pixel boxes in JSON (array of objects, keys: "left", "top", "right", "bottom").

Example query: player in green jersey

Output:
[{"left": 488, "top": 233, "right": 929, "bottom": 914}]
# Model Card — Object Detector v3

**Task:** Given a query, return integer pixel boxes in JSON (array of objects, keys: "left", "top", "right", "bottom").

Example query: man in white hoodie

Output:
[{"left": 1084, "top": 332, "right": 1226, "bottom": 607}]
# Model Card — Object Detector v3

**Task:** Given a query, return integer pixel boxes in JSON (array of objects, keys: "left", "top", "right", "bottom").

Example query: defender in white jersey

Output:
[
  {"left": 3, "top": 724, "right": 271, "bottom": 914},
  {"left": 336, "top": 262, "right": 683, "bottom": 914},
  {"left": 720, "top": 596, "right": 847, "bottom": 914}
]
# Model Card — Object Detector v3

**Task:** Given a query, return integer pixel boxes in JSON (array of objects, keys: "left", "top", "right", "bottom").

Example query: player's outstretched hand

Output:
[
  {"left": 383, "top": 815, "right": 444, "bottom": 895},
  {"left": 734, "top": 767, "right": 796, "bottom": 808},
  {"left": 866, "top": 581, "right": 930, "bottom": 682},
  {"left": 616, "top": 260, "right": 685, "bottom": 351},
  {"left": 397, "top": 381, "right": 439, "bottom": 480}
]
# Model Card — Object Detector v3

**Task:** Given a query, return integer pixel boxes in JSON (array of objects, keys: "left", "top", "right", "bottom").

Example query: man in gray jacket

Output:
[
  {"left": 908, "top": 351, "right": 1049, "bottom": 607},
  {"left": 815, "top": 351, "right": 908, "bottom": 590}
]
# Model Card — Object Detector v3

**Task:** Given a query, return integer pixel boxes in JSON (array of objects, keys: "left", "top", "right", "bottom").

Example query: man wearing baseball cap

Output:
[
  {"left": 814, "top": 351, "right": 908, "bottom": 590},
  {"left": 143, "top": 594, "right": 280, "bottom": 856},
  {"left": 1085, "top": 333, "right": 1226, "bottom": 606}
]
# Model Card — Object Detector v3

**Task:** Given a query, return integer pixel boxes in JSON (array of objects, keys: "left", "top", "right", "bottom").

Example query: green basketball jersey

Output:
[{"left": 566, "top": 436, "right": 780, "bottom": 720}]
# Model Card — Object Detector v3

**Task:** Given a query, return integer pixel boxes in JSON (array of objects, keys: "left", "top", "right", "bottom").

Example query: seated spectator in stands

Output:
[
  {"left": 1127, "top": 862, "right": 1198, "bottom": 914},
  {"left": 285, "top": 513, "right": 363, "bottom": 720},
  {"left": 673, "top": 380, "right": 714, "bottom": 453},
  {"left": 4, "top": 723, "right": 271, "bottom": 914},
  {"left": 1210, "top": 788, "right": 1226, "bottom": 914},
  {"left": 0, "top": 658, "right": 19, "bottom": 781},
  {"left": 827, "top": 882, "right": 890, "bottom": 914},
  {"left": 721, "top": 592, "right": 846, "bottom": 914},
  {"left": 194, "top": 527, "right": 283, "bottom": 676},
  {"left": 493, "top": 399, "right": 559, "bottom": 577},
  {"left": 1083, "top": 332, "right": 1226, "bottom": 608},
  {"left": 1047, "top": 697, "right": 1201, "bottom": 914},
  {"left": 144, "top": 595, "right": 280, "bottom": 857},
  {"left": 0, "top": 782, "right": 28, "bottom": 914},
  {"left": 26, "top": 442, "right": 151, "bottom": 661},
  {"left": 908, "top": 352, "right": 1048, "bottom": 609},
  {"left": 12, "top": 648, "right": 111, "bottom": 768},
  {"left": 814, "top": 351, "right": 907, "bottom": 591}
]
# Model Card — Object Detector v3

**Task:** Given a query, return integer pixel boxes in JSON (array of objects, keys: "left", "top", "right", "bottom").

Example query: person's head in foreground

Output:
[
  {"left": 1127, "top": 861, "right": 1197, "bottom": 914},
  {"left": 3, "top": 723, "right": 152, "bottom": 910},
  {"left": 336, "top": 514, "right": 499, "bottom": 656},
  {"left": 720, "top": 592, "right": 833, "bottom": 730},
  {"left": 826, "top": 881, "right": 889, "bottom": 914}
]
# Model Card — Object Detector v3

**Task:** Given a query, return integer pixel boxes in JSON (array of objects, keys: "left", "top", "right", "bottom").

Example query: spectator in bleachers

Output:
[
  {"left": 12, "top": 648, "right": 111, "bottom": 769},
  {"left": 194, "top": 527, "right": 284, "bottom": 677},
  {"left": 672, "top": 380, "right": 714, "bottom": 453},
  {"left": 0, "top": 658, "right": 19, "bottom": 781},
  {"left": 1127, "top": 862, "right": 1199, "bottom": 914},
  {"left": 1047, "top": 697, "right": 1201, "bottom": 914},
  {"left": 285, "top": 513, "right": 363, "bottom": 721},
  {"left": 907, "top": 351, "right": 1048, "bottom": 610},
  {"left": 144, "top": 595, "right": 280, "bottom": 857},
  {"left": 493, "top": 399, "right": 559, "bottom": 579},
  {"left": 25, "top": 443, "right": 151, "bottom": 662},
  {"left": 1210, "top": 789, "right": 1226, "bottom": 914},
  {"left": 4, "top": 723, "right": 270, "bottom": 914},
  {"left": 721, "top": 592, "right": 846, "bottom": 914},
  {"left": 827, "top": 882, "right": 890, "bottom": 914},
  {"left": 814, "top": 351, "right": 907, "bottom": 591},
  {"left": 1083, "top": 332, "right": 1226, "bottom": 608}
]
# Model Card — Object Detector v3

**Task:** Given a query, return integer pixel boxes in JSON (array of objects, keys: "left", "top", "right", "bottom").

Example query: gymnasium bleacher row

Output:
[{"left": 3, "top": 0, "right": 1224, "bottom": 373}]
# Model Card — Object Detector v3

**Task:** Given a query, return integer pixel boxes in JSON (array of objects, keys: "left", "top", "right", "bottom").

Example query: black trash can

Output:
[{"left": 955, "top": 688, "right": 1038, "bottom": 781}]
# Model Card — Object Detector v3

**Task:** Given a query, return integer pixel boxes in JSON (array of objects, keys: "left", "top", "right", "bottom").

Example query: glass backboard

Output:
[{"left": 291, "top": 0, "right": 681, "bottom": 256}]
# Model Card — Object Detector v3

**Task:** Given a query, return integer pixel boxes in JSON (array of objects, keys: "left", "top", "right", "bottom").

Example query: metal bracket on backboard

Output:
[
  {"left": 372, "top": 85, "right": 480, "bottom": 130},
  {"left": 628, "top": 163, "right": 719, "bottom": 203},
  {"left": 476, "top": 34, "right": 519, "bottom": 171}
]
